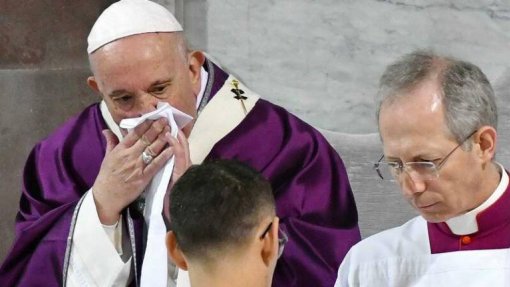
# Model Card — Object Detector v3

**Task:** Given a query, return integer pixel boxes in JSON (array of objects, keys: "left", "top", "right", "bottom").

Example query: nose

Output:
[
  {"left": 400, "top": 170, "right": 427, "bottom": 195},
  {"left": 136, "top": 92, "right": 159, "bottom": 116}
]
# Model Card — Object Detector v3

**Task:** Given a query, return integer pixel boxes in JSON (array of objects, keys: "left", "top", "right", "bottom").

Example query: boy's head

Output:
[{"left": 166, "top": 159, "right": 283, "bottom": 286}]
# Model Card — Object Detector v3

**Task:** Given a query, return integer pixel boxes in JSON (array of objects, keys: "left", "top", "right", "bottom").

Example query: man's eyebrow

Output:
[
  {"left": 150, "top": 79, "right": 172, "bottom": 87},
  {"left": 385, "top": 152, "right": 440, "bottom": 163},
  {"left": 108, "top": 90, "right": 131, "bottom": 98},
  {"left": 107, "top": 79, "right": 172, "bottom": 97}
]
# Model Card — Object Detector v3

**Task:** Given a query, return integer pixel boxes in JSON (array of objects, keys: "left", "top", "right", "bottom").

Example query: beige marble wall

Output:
[{"left": 180, "top": 0, "right": 510, "bottom": 237}]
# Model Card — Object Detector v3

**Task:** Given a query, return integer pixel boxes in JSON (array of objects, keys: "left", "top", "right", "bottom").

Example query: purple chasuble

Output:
[
  {"left": 0, "top": 60, "right": 360, "bottom": 287},
  {"left": 428, "top": 172, "right": 510, "bottom": 253}
]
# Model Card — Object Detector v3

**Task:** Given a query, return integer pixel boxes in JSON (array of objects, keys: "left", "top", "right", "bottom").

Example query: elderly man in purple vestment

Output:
[
  {"left": 336, "top": 50, "right": 510, "bottom": 286},
  {"left": 0, "top": 0, "right": 360, "bottom": 286}
]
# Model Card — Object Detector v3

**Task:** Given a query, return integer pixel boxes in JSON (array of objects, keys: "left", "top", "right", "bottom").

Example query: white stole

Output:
[
  {"left": 119, "top": 102, "right": 192, "bottom": 287},
  {"left": 176, "top": 75, "right": 260, "bottom": 286}
]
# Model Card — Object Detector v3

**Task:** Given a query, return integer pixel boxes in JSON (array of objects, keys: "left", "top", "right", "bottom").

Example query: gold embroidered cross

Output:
[{"left": 231, "top": 79, "right": 247, "bottom": 115}]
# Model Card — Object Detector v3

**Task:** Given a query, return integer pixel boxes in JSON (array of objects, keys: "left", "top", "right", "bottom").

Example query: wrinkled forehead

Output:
[
  {"left": 378, "top": 84, "right": 455, "bottom": 155},
  {"left": 89, "top": 32, "right": 182, "bottom": 65},
  {"left": 380, "top": 93, "right": 442, "bottom": 127},
  {"left": 89, "top": 34, "right": 187, "bottom": 91}
]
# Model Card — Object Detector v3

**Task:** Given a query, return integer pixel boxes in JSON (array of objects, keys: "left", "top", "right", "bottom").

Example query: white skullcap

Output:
[{"left": 87, "top": 0, "right": 183, "bottom": 54}]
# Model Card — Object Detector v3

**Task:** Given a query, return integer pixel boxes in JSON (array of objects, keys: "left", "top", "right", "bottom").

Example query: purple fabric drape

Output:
[
  {"left": 0, "top": 61, "right": 360, "bottom": 287},
  {"left": 207, "top": 99, "right": 360, "bottom": 286},
  {"left": 0, "top": 106, "right": 107, "bottom": 286}
]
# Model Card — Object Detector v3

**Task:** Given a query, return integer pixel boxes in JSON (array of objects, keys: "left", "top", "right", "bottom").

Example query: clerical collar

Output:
[
  {"left": 445, "top": 163, "right": 508, "bottom": 235},
  {"left": 100, "top": 66, "right": 209, "bottom": 141},
  {"left": 195, "top": 67, "right": 208, "bottom": 110}
]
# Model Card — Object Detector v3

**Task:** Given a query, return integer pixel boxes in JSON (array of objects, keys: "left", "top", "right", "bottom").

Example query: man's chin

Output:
[
  {"left": 420, "top": 212, "right": 451, "bottom": 223},
  {"left": 414, "top": 201, "right": 448, "bottom": 222}
]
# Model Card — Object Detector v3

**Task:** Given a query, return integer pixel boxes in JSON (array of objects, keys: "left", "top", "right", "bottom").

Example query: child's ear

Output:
[
  {"left": 260, "top": 218, "right": 279, "bottom": 267},
  {"left": 166, "top": 231, "right": 188, "bottom": 270}
]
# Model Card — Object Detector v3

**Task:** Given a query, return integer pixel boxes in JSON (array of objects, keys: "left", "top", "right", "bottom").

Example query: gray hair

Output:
[
  {"left": 376, "top": 50, "right": 498, "bottom": 146},
  {"left": 171, "top": 31, "right": 190, "bottom": 63}
]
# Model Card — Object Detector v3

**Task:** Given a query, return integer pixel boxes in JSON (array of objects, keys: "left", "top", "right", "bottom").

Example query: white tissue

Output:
[{"left": 119, "top": 102, "right": 192, "bottom": 287}]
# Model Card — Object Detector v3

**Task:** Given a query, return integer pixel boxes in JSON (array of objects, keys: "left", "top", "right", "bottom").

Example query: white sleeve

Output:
[
  {"left": 103, "top": 215, "right": 124, "bottom": 256},
  {"left": 66, "top": 190, "right": 133, "bottom": 286},
  {"left": 335, "top": 250, "right": 353, "bottom": 287}
]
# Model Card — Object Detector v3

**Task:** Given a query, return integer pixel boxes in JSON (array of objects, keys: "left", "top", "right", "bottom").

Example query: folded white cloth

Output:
[{"left": 120, "top": 102, "right": 192, "bottom": 287}]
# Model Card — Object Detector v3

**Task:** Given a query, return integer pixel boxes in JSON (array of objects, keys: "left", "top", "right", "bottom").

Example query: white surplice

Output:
[
  {"left": 336, "top": 216, "right": 510, "bottom": 287},
  {"left": 336, "top": 166, "right": 510, "bottom": 287}
]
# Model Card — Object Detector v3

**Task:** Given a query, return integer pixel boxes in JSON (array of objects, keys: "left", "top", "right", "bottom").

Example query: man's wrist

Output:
[
  {"left": 92, "top": 188, "right": 122, "bottom": 225},
  {"left": 97, "top": 209, "right": 121, "bottom": 225}
]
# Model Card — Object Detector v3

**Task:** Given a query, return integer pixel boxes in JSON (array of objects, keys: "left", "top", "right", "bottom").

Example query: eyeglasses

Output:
[
  {"left": 374, "top": 130, "right": 477, "bottom": 181},
  {"left": 260, "top": 221, "right": 288, "bottom": 258}
]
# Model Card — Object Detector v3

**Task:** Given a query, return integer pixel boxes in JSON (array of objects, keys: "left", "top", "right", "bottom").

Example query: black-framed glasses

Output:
[
  {"left": 374, "top": 130, "right": 477, "bottom": 181},
  {"left": 260, "top": 221, "right": 288, "bottom": 258}
]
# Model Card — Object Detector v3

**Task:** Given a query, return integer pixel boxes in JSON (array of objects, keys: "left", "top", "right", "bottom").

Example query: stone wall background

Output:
[
  {"left": 182, "top": 0, "right": 510, "bottom": 133},
  {"left": 0, "top": 0, "right": 115, "bottom": 263}
]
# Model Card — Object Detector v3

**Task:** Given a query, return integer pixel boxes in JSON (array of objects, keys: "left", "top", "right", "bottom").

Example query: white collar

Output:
[
  {"left": 445, "top": 163, "right": 508, "bottom": 235},
  {"left": 196, "top": 66, "right": 208, "bottom": 109},
  {"left": 100, "top": 66, "right": 209, "bottom": 140}
]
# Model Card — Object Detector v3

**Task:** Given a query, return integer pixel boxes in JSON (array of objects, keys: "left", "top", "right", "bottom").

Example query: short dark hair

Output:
[{"left": 169, "top": 159, "right": 275, "bottom": 262}]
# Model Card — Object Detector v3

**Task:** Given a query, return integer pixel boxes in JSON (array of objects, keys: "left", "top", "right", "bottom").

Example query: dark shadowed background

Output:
[{"left": 0, "top": 0, "right": 115, "bottom": 261}]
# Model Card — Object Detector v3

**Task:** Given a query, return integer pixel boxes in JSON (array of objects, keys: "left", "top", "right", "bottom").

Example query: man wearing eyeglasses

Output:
[
  {"left": 336, "top": 50, "right": 507, "bottom": 286},
  {"left": 166, "top": 160, "right": 287, "bottom": 287}
]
